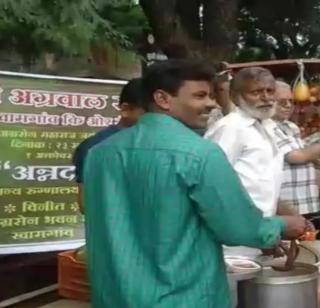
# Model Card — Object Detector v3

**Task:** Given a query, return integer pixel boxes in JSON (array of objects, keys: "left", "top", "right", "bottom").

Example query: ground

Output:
[{"left": 40, "top": 299, "right": 90, "bottom": 308}]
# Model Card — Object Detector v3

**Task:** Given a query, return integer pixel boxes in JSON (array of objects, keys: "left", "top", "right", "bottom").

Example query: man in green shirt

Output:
[{"left": 84, "top": 59, "right": 307, "bottom": 308}]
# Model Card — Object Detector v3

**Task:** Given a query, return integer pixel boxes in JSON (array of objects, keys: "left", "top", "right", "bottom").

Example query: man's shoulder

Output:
[
  {"left": 286, "top": 121, "right": 301, "bottom": 135},
  {"left": 174, "top": 130, "right": 225, "bottom": 161},
  {"left": 72, "top": 125, "right": 121, "bottom": 173},
  {"left": 98, "top": 123, "right": 216, "bottom": 158},
  {"left": 90, "top": 125, "right": 121, "bottom": 142},
  {"left": 90, "top": 125, "right": 131, "bottom": 151},
  {"left": 275, "top": 120, "right": 301, "bottom": 139},
  {"left": 78, "top": 125, "right": 120, "bottom": 149},
  {"left": 215, "top": 110, "right": 244, "bottom": 128},
  {"left": 150, "top": 123, "right": 217, "bottom": 157},
  {"left": 205, "top": 111, "right": 244, "bottom": 138}
]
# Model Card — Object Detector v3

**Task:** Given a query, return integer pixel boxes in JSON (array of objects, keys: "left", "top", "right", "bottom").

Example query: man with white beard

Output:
[{"left": 205, "top": 67, "right": 284, "bottom": 258}]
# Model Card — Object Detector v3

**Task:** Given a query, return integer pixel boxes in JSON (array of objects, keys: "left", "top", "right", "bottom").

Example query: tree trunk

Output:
[
  {"left": 139, "top": 0, "right": 200, "bottom": 58},
  {"left": 202, "top": 0, "right": 239, "bottom": 61},
  {"left": 139, "top": 0, "right": 239, "bottom": 63}
]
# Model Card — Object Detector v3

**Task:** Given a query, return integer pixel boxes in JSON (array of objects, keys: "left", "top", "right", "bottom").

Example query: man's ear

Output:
[
  {"left": 119, "top": 102, "right": 130, "bottom": 118},
  {"left": 153, "top": 89, "right": 171, "bottom": 111}
]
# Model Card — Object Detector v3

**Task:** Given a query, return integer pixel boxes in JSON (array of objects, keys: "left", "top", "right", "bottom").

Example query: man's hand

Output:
[
  {"left": 261, "top": 245, "right": 285, "bottom": 258},
  {"left": 281, "top": 215, "right": 307, "bottom": 239},
  {"left": 305, "top": 220, "right": 316, "bottom": 232},
  {"left": 276, "top": 201, "right": 298, "bottom": 216}
]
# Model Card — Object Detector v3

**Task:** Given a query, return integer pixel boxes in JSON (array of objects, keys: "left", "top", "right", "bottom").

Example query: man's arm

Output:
[
  {"left": 215, "top": 80, "right": 234, "bottom": 116},
  {"left": 190, "top": 145, "right": 305, "bottom": 248},
  {"left": 316, "top": 170, "right": 320, "bottom": 188},
  {"left": 286, "top": 143, "right": 320, "bottom": 164},
  {"left": 276, "top": 200, "right": 298, "bottom": 216},
  {"left": 275, "top": 124, "right": 320, "bottom": 165}
]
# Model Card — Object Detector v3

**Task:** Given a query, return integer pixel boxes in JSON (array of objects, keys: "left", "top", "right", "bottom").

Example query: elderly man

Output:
[
  {"left": 273, "top": 81, "right": 320, "bottom": 220},
  {"left": 205, "top": 67, "right": 283, "bottom": 218},
  {"left": 84, "top": 60, "right": 306, "bottom": 308},
  {"left": 205, "top": 67, "right": 288, "bottom": 259}
]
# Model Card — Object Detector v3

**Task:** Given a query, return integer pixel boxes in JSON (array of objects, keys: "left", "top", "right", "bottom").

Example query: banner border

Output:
[
  {"left": 0, "top": 240, "right": 85, "bottom": 254},
  {"left": 0, "top": 70, "right": 128, "bottom": 85}
]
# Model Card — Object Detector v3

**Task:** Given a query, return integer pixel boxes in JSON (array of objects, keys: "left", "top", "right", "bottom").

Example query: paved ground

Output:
[
  {"left": 40, "top": 299, "right": 90, "bottom": 308},
  {"left": 6, "top": 292, "right": 90, "bottom": 308}
]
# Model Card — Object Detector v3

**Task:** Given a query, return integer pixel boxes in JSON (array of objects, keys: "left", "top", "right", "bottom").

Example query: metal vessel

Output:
[{"left": 237, "top": 262, "right": 319, "bottom": 308}]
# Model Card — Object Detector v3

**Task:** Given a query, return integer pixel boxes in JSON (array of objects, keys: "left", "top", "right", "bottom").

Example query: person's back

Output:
[
  {"left": 85, "top": 113, "right": 231, "bottom": 307},
  {"left": 72, "top": 78, "right": 145, "bottom": 212}
]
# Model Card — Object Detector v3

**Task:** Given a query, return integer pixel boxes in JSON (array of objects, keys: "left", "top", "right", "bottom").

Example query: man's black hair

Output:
[
  {"left": 142, "top": 59, "right": 215, "bottom": 109},
  {"left": 119, "top": 77, "right": 143, "bottom": 107}
]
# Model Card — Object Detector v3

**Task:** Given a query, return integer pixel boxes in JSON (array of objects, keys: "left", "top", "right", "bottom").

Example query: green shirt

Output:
[{"left": 84, "top": 113, "right": 285, "bottom": 308}]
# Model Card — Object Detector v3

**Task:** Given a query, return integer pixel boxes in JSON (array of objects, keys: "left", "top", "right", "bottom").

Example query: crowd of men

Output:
[{"left": 72, "top": 59, "right": 320, "bottom": 308}]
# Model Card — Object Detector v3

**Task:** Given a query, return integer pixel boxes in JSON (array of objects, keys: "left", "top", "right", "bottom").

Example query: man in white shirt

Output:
[
  {"left": 204, "top": 67, "right": 309, "bottom": 304},
  {"left": 205, "top": 67, "right": 283, "bottom": 218}
]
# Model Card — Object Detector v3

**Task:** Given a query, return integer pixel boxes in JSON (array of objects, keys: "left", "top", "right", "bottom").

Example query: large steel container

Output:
[{"left": 237, "top": 262, "right": 319, "bottom": 308}]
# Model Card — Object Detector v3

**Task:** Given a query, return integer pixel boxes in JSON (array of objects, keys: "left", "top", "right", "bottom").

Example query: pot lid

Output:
[{"left": 251, "top": 262, "right": 319, "bottom": 285}]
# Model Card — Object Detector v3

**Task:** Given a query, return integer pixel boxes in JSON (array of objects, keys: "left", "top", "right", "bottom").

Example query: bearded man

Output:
[
  {"left": 205, "top": 67, "right": 285, "bottom": 259},
  {"left": 205, "top": 67, "right": 283, "bottom": 257},
  {"left": 205, "top": 67, "right": 282, "bottom": 217}
]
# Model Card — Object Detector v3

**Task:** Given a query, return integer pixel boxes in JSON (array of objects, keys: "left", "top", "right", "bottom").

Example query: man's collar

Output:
[
  {"left": 273, "top": 119, "right": 292, "bottom": 126},
  {"left": 139, "top": 112, "right": 187, "bottom": 129},
  {"left": 235, "top": 108, "right": 257, "bottom": 127}
]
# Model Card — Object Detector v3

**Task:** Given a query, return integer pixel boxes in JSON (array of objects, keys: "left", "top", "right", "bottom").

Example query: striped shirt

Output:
[{"left": 274, "top": 121, "right": 319, "bottom": 214}]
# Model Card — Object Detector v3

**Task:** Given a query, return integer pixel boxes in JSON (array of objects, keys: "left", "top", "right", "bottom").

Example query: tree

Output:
[
  {"left": 99, "top": 1, "right": 149, "bottom": 47},
  {"left": 239, "top": 0, "right": 320, "bottom": 60},
  {"left": 140, "top": 0, "right": 320, "bottom": 63},
  {"left": 0, "top": 0, "right": 145, "bottom": 68},
  {"left": 139, "top": 0, "right": 239, "bottom": 63}
]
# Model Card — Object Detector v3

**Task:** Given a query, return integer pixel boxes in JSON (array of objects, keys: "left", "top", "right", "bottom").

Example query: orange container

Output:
[{"left": 58, "top": 250, "right": 90, "bottom": 302}]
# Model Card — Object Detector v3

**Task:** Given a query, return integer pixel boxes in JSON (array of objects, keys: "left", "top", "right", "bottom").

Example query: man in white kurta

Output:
[
  {"left": 205, "top": 67, "right": 283, "bottom": 257},
  {"left": 206, "top": 109, "right": 283, "bottom": 217}
]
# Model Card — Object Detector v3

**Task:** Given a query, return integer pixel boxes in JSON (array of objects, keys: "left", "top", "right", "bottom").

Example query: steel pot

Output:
[{"left": 237, "top": 262, "right": 319, "bottom": 308}]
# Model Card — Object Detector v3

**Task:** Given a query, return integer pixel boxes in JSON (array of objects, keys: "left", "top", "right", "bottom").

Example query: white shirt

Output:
[{"left": 205, "top": 109, "right": 283, "bottom": 217}]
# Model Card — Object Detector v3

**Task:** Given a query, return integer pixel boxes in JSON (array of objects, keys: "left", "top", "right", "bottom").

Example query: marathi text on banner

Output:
[{"left": 0, "top": 73, "right": 124, "bottom": 253}]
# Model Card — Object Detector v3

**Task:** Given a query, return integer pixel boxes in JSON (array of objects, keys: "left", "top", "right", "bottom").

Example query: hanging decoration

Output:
[{"left": 293, "top": 60, "right": 310, "bottom": 103}]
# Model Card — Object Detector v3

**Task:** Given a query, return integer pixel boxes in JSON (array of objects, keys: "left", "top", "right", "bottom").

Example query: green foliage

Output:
[
  {"left": 239, "top": 0, "right": 320, "bottom": 60},
  {"left": 0, "top": 0, "right": 146, "bottom": 63},
  {"left": 7, "top": 0, "right": 320, "bottom": 65},
  {"left": 99, "top": 1, "right": 150, "bottom": 48}
]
